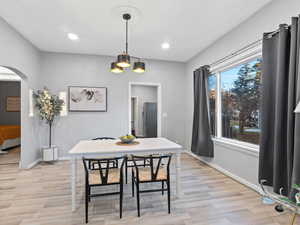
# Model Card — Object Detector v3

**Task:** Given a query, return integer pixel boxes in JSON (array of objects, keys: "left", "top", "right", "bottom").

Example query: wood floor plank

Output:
[
  {"left": 0, "top": 147, "right": 20, "bottom": 165},
  {"left": 0, "top": 153, "right": 298, "bottom": 225}
]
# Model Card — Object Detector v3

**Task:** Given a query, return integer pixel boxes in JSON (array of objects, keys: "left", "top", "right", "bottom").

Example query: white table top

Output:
[{"left": 69, "top": 137, "right": 182, "bottom": 155}]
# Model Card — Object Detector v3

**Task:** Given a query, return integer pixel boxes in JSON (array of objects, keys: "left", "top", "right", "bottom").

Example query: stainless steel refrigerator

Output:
[{"left": 143, "top": 102, "right": 157, "bottom": 138}]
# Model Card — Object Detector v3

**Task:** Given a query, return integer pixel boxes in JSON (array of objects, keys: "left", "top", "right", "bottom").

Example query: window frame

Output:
[
  {"left": 207, "top": 74, "right": 217, "bottom": 136},
  {"left": 209, "top": 51, "right": 262, "bottom": 151}
]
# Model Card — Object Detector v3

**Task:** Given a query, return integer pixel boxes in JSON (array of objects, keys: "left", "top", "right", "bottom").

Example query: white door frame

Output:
[
  {"left": 131, "top": 96, "right": 139, "bottom": 135},
  {"left": 0, "top": 66, "right": 24, "bottom": 168},
  {"left": 128, "top": 82, "right": 162, "bottom": 137}
]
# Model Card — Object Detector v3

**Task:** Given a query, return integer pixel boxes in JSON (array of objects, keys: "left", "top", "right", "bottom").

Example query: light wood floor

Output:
[
  {"left": 0, "top": 146, "right": 20, "bottom": 165},
  {"left": 0, "top": 153, "right": 298, "bottom": 225}
]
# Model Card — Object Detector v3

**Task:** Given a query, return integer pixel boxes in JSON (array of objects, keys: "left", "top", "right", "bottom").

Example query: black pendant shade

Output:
[
  {"left": 110, "top": 13, "right": 145, "bottom": 74},
  {"left": 110, "top": 62, "right": 124, "bottom": 73},
  {"left": 133, "top": 61, "right": 145, "bottom": 73},
  {"left": 117, "top": 53, "right": 131, "bottom": 68}
]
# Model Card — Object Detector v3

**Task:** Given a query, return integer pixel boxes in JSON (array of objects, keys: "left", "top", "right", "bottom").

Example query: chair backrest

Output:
[
  {"left": 131, "top": 154, "right": 172, "bottom": 181},
  {"left": 92, "top": 137, "right": 116, "bottom": 140},
  {"left": 82, "top": 156, "right": 126, "bottom": 185}
]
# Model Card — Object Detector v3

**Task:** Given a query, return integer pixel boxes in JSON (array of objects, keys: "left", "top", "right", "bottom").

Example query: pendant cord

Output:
[{"left": 125, "top": 19, "right": 128, "bottom": 54}]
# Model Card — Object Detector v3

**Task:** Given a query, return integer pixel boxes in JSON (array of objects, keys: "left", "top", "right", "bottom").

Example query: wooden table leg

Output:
[
  {"left": 175, "top": 152, "right": 182, "bottom": 198},
  {"left": 71, "top": 156, "right": 77, "bottom": 212}
]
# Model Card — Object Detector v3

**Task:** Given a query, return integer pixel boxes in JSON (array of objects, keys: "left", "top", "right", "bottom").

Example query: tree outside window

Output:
[{"left": 221, "top": 58, "right": 261, "bottom": 145}]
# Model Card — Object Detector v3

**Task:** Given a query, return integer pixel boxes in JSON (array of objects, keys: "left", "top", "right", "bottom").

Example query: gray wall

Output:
[
  {"left": 0, "top": 81, "right": 20, "bottom": 125},
  {"left": 40, "top": 52, "right": 186, "bottom": 157},
  {"left": 185, "top": 0, "right": 300, "bottom": 187},
  {"left": 0, "top": 0, "right": 297, "bottom": 175},
  {"left": 0, "top": 17, "right": 41, "bottom": 168},
  {"left": 131, "top": 85, "right": 157, "bottom": 136}
]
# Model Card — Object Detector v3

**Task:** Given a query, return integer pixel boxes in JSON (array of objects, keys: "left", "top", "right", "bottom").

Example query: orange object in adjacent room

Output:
[{"left": 0, "top": 125, "right": 21, "bottom": 145}]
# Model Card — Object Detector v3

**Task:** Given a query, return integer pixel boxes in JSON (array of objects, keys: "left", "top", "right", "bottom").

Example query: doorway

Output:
[
  {"left": 0, "top": 66, "right": 21, "bottom": 165},
  {"left": 129, "top": 82, "right": 161, "bottom": 138}
]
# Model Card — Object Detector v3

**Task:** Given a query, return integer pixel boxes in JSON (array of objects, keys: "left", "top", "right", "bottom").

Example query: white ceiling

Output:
[{"left": 0, "top": 0, "right": 271, "bottom": 62}]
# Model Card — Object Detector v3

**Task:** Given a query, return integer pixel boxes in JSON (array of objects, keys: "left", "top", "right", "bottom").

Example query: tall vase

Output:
[{"left": 42, "top": 121, "right": 58, "bottom": 161}]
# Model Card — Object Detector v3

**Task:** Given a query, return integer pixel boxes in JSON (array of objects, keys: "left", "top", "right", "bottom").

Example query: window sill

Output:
[{"left": 212, "top": 137, "right": 259, "bottom": 157}]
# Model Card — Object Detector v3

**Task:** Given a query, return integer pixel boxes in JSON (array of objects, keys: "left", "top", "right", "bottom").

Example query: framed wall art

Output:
[
  {"left": 6, "top": 96, "right": 21, "bottom": 112},
  {"left": 68, "top": 86, "right": 107, "bottom": 112}
]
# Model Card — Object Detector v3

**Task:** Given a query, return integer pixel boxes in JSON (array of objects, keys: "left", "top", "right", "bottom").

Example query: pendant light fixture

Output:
[
  {"left": 133, "top": 61, "right": 145, "bottom": 73},
  {"left": 110, "top": 62, "right": 124, "bottom": 73},
  {"left": 110, "top": 13, "right": 145, "bottom": 74}
]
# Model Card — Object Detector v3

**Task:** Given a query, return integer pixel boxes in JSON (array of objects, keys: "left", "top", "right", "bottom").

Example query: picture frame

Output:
[
  {"left": 68, "top": 86, "right": 107, "bottom": 112},
  {"left": 6, "top": 96, "right": 21, "bottom": 112}
]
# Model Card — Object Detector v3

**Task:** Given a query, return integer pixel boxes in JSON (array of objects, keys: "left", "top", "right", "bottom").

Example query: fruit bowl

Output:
[{"left": 120, "top": 135, "right": 136, "bottom": 144}]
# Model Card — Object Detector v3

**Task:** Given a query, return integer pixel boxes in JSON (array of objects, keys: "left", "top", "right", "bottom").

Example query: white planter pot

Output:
[{"left": 42, "top": 145, "right": 58, "bottom": 161}]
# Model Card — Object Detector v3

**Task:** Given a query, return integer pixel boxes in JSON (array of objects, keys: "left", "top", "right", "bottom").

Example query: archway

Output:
[{"left": 0, "top": 66, "right": 27, "bottom": 167}]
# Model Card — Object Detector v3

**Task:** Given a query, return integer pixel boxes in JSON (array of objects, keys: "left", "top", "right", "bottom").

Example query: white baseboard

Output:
[
  {"left": 185, "top": 151, "right": 262, "bottom": 194},
  {"left": 26, "top": 158, "right": 42, "bottom": 169},
  {"left": 26, "top": 157, "right": 70, "bottom": 168},
  {"left": 26, "top": 156, "right": 70, "bottom": 168},
  {"left": 58, "top": 156, "right": 70, "bottom": 161},
  {"left": 24, "top": 155, "right": 70, "bottom": 169}
]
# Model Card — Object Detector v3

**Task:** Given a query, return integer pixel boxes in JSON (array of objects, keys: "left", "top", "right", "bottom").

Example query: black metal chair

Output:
[
  {"left": 89, "top": 137, "right": 118, "bottom": 170},
  {"left": 90, "top": 137, "right": 145, "bottom": 182},
  {"left": 90, "top": 137, "right": 147, "bottom": 184},
  {"left": 125, "top": 155, "right": 148, "bottom": 184},
  {"left": 82, "top": 156, "right": 127, "bottom": 223},
  {"left": 131, "top": 154, "right": 172, "bottom": 217}
]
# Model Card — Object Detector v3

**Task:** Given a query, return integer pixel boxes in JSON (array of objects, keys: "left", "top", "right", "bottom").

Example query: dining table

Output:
[{"left": 69, "top": 137, "right": 183, "bottom": 211}]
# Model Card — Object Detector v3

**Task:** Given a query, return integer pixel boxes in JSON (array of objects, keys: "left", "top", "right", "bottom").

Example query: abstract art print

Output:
[{"left": 68, "top": 86, "right": 107, "bottom": 112}]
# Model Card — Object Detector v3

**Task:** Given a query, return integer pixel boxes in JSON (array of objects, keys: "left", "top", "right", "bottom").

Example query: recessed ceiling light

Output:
[
  {"left": 161, "top": 42, "right": 170, "bottom": 50},
  {"left": 68, "top": 33, "right": 79, "bottom": 41}
]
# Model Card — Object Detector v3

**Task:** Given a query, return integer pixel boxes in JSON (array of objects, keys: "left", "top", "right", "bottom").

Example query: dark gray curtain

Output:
[
  {"left": 191, "top": 66, "right": 214, "bottom": 157},
  {"left": 259, "top": 16, "right": 300, "bottom": 198}
]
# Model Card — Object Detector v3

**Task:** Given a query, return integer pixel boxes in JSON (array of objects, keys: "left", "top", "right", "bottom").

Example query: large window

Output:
[{"left": 208, "top": 57, "right": 262, "bottom": 145}]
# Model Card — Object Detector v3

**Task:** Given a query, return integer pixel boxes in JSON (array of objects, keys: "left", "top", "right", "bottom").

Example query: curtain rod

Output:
[
  {"left": 208, "top": 27, "right": 284, "bottom": 68},
  {"left": 208, "top": 39, "right": 262, "bottom": 67}
]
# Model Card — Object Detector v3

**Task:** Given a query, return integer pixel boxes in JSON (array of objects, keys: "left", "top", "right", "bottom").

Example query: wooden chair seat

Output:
[
  {"left": 89, "top": 168, "right": 120, "bottom": 185},
  {"left": 133, "top": 167, "right": 167, "bottom": 181}
]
